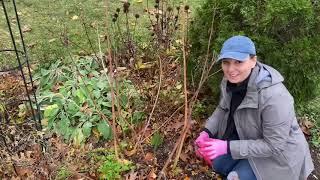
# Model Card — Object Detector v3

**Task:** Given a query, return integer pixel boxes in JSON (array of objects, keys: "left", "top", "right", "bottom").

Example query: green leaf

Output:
[
  {"left": 100, "top": 101, "right": 112, "bottom": 108},
  {"left": 40, "top": 68, "right": 51, "bottom": 76},
  {"left": 97, "top": 121, "right": 112, "bottom": 140},
  {"left": 93, "top": 90, "right": 101, "bottom": 98},
  {"left": 89, "top": 115, "right": 100, "bottom": 123},
  {"left": 120, "top": 95, "right": 128, "bottom": 108},
  {"left": 151, "top": 132, "right": 163, "bottom": 150},
  {"left": 66, "top": 100, "right": 80, "bottom": 116},
  {"left": 97, "top": 80, "right": 108, "bottom": 90},
  {"left": 101, "top": 109, "right": 112, "bottom": 118},
  {"left": 79, "top": 70, "right": 87, "bottom": 75},
  {"left": 44, "top": 104, "right": 59, "bottom": 118},
  {"left": 132, "top": 111, "right": 145, "bottom": 124},
  {"left": 56, "top": 117, "right": 72, "bottom": 139},
  {"left": 75, "top": 88, "right": 86, "bottom": 103},
  {"left": 82, "top": 121, "right": 93, "bottom": 138},
  {"left": 91, "top": 70, "right": 99, "bottom": 77},
  {"left": 73, "top": 128, "right": 85, "bottom": 146}
]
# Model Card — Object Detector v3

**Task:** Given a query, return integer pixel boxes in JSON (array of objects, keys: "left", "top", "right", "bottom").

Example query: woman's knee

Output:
[
  {"left": 232, "top": 160, "right": 257, "bottom": 180},
  {"left": 212, "top": 154, "right": 238, "bottom": 176}
]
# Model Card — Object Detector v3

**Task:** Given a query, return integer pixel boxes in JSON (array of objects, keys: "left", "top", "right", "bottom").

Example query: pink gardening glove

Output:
[
  {"left": 199, "top": 138, "right": 228, "bottom": 160},
  {"left": 194, "top": 131, "right": 209, "bottom": 147},
  {"left": 194, "top": 131, "right": 212, "bottom": 165},
  {"left": 195, "top": 147, "right": 212, "bottom": 165}
]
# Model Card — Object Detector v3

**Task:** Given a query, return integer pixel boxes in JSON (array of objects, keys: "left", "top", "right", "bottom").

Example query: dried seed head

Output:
[
  {"left": 154, "top": 4, "right": 159, "bottom": 9},
  {"left": 155, "top": 14, "right": 159, "bottom": 19},
  {"left": 116, "top": 8, "right": 120, "bottom": 13},
  {"left": 151, "top": 33, "right": 154, "bottom": 36},
  {"left": 184, "top": 5, "right": 189, "bottom": 11},
  {"left": 135, "top": 14, "right": 140, "bottom": 19},
  {"left": 176, "top": 6, "right": 180, "bottom": 11},
  {"left": 175, "top": 15, "right": 178, "bottom": 19},
  {"left": 155, "top": 0, "right": 160, "bottom": 4},
  {"left": 123, "top": 2, "right": 130, "bottom": 13},
  {"left": 112, "top": 18, "right": 117, "bottom": 22},
  {"left": 114, "top": 13, "right": 118, "bottom": 18},
  {"left": 167, "top": 7, "right": 173, "bottom": 12}
]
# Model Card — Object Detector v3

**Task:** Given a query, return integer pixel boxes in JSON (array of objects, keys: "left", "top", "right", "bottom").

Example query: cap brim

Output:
[{"left": 217, "top": 52, "right": 250, "bottom": 61}]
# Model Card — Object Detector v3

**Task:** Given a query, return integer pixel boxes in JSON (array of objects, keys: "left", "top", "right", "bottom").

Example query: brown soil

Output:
[{"left": 308, "top": 142, "right": 320, "bottom": 180}]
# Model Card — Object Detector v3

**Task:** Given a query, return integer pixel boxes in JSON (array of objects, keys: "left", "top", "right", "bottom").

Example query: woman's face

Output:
[{"left": 221, "top": 56, "right": 257, "bottom": 84}]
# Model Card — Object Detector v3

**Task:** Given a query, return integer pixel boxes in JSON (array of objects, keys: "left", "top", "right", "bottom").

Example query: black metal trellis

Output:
[{"left": 0, "top": 0, "right": 41, "bottom": 129}]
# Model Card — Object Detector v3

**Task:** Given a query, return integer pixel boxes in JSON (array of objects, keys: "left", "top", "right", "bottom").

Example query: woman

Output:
[{"left": 195, "top": 35, "right": 314, "bottom": 180}]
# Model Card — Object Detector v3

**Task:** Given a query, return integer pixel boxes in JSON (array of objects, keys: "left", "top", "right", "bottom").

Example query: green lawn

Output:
[{"left": 0, "top": 0, "right": 204, "bottom": 69}]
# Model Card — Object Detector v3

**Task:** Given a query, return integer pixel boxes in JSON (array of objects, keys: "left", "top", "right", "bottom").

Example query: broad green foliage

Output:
[
  {"left": 98, "top": 153, "right": 133, "bottom": 180},
  {"left": 189, "top": 0, "right": 320, "bottom": 107},
  {"left": 35, "top": 57, "right": 144, "bottom": 145}
]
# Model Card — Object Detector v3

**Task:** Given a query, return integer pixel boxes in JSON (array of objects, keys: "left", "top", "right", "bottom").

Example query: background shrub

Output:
[{"left": 189, "top": 0, "right": 320, "bottom": 110}]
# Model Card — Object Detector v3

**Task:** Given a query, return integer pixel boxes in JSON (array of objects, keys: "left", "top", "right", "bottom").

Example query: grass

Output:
[
  {"left": 0, "top": 0, "right": 203, "bottom": 69},
  {"left": 1, "top": 0, "right": 107, "bottom": 68}
]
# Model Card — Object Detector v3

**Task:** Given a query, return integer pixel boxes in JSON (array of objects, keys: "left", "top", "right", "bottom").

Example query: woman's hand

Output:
[
  {"left": 195, "top": 131, "right": 209, "bottom": 147},
  {"left": 194, "top": 131, "right": 212, "bottom": 165},
  {"left": 199, "top": 139, "right": 228, "bottom": 160}
]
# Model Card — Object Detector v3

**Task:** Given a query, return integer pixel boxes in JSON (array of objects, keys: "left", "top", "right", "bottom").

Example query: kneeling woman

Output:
[{"left": 195, "top": 35, "right": 314, "bottom": 180}]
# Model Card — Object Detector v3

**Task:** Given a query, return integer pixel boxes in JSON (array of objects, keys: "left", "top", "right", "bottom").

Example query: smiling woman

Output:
[
  {"left": 221, "top": 57, "right": 256, "bottom": 84},
  {"left": 195, "top": 35, "right": 314, "bottom": 180}
]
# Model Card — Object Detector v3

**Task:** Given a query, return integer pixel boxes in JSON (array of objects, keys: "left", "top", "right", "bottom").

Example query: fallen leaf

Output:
[
  {"left": 176, "top": 84, "right": 182, "bottom": 90},
  {"left": 48, "top": 38, "right": 56, "bottom": 43},
  {"left": 15, "top": 165, "right": 33, "bottom": 177},
  {"left": 125, "top": 171, "right": 138, "bottom": 180},
  {"left": 125, "top": 148, "right": 137, "bottom": 157},
  {"left": 22, "top": 25, "right": 32, "bottom": 33},
  {"left": 179, "top": 152, "right": 188, "bottom": 162},
  {"left": 144, "top": 152, "right": 154, "bottom": 164},
  {"left": 116, "top": 66, "right": 127, "bottom": 72},
  {"left": 304, "top": 120, "right": 314, "bottom": 129},
  {"left": 41, "top": 118, "right": 48, "bottom": 126},
  {"left": 172, "top": 121, "right": 184, "bottom": 130},
  {"left": 301, "top": 126, "right": 311, "bottom": 136},
  {"left": 72, "top": 15, "right": 79, "bottom": 20},
  {"left": 31, "top": 144, "right": 42, "bottom": 161},
  {"left": 147, "top": 169, "right": 157, "bottom": 180}
]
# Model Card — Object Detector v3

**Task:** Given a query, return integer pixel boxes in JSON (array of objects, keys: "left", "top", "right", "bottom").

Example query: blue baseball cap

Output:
[{"left": 217, "top": 35, "right": 256, "bottom": 61}]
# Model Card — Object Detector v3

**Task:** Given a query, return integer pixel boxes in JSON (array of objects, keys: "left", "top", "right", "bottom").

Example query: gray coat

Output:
[{"left": 205, "top": 62, "right": 314, "bottom": 180}]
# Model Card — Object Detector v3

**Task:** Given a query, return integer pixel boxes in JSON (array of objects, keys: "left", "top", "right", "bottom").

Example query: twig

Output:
[
  {"left": 198, "top": 7, "right": 217, "bottom": 89},
  {"left": 140, "top": 102, "right": 185, "bottom": 143},
  {"left": 188, "top": 8, "right": 219, "bottom": 111},
  {"left": 97, "top": 24, "right": 134, "bottom": 134},
  {"left": 159, "top": 3, "right": 220, "bottom": 175},
  {"left": 105, "top": 0, "right": 119, "bottom": 160},
  {"left": 157, "top": 123, "right": 187, "bottom": 180},
  {"left": 172, "top": 4, "right": 189, "bottom": 168},
  {"left": 80, "top": 16, "right": 102, "bottom": 65},
  {"left": 134, "top": 55, "right": 163, "bottom": 150}
]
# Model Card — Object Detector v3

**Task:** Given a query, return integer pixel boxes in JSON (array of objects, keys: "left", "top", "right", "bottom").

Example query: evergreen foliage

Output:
[{"left": 189, "top": 0, "right": 320, "bottom": 106}]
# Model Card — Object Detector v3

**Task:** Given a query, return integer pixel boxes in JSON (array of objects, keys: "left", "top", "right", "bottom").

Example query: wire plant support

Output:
[{"left": 0, "top": 0, "right": 41, "bottom": 130}]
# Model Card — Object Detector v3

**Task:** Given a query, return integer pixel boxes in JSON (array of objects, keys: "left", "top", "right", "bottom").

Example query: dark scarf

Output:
[{"left": 222, "top": 73, "right": 251, "bottom": 140}]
